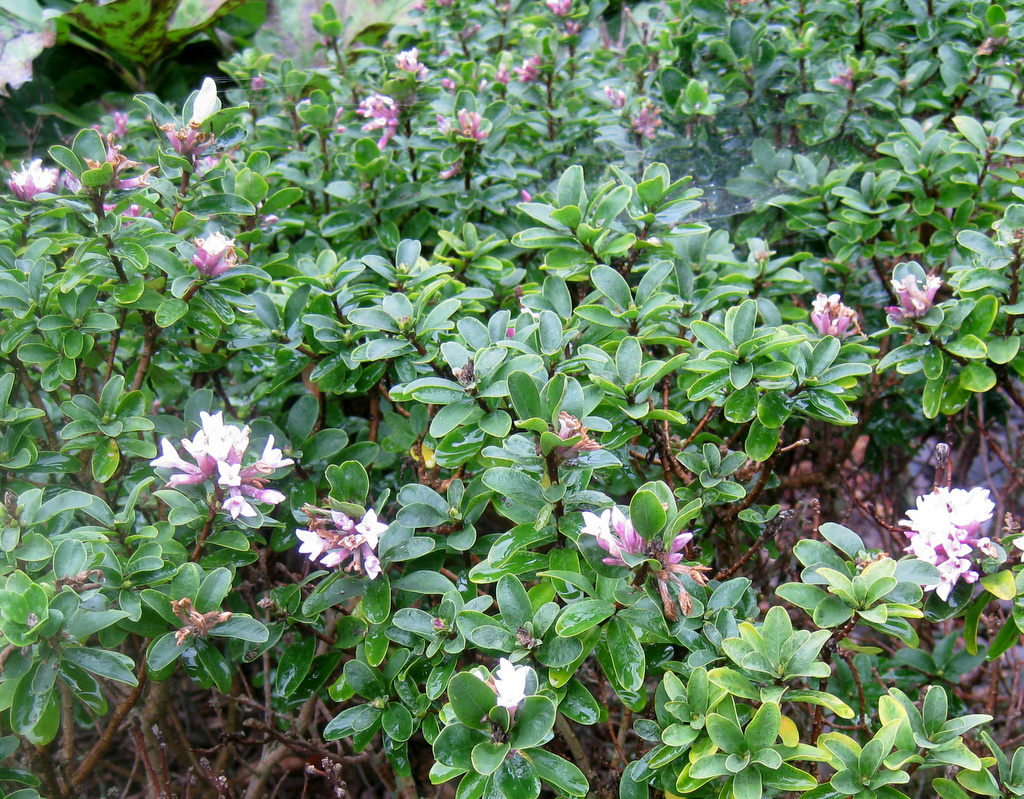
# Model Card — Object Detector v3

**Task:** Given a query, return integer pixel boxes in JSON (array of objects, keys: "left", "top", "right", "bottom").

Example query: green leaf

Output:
[
  {"left": 61, "top": 647, "right": 138, "bottom": 686},
  {"left": 383, "top": 703, "right": 414, "bottom": 742},
  {"left": 530, "top": 748, "right": 589, "bottom": 797},
  {"left": 326, "top": 461, "right": 370, "bottom": 505},
  {"left": 593, "top": 265, "right": 632, "bottom": 310},
  {"left": 945, "top": 335, "right": 987, "bottom": 360},
  {"left": 509, "top": 695, "right": 556, "bottom": 749},
  {"left": 394, "top": 570, "right": 456, "bottom": 595},
  {"left": 616, "top": 336, "right": 643, "bottom": 384},
  {"left": 756, "top": 391, "right": 790, "bottom": 429},
  {"left": 148, "top": 632, "right": 190, "bottom": 671},
  {"left": 276, "top": 637, "right": 315, "bottom": 696},
  {"left": 818, "top": 523, "right": 864, "bottom": 559},
  {"left": 744, "top": 702, "right": 780, "bottom": 750},
  {"left": 472, "top": 741, "right": 511, "bottom": 776},
  {"left": 745, "top": 419, "right": 779, "bottom": 462},
  {"left": 208, "top": 615, "right": 269, "bottom": 643},
  {"left": 155, "top": 297, "right": 189, "bottom": 328},
  {"left": 979, "top": 570, "right": 1015, "bottom": 600},
  {"left": 363, "top": 574, "right": 391, "bottom": 624},
  {"left": 705, "top": 713, "right": 746, "bottom": 754},
  {"left": 605, "top": 617, "right": 644, "bottom": 692},
  {"left": 491, "top": 751, "right": 541, "bottom": 799},
  {"left": 555, "top": 600, "right": 615, "bottom": 637},
  {"left": 959, "top": 363, "right": 997, "bottom": 393},
  {"left": 559, "top": 678, "right": 605, "bottom": 725},
  {"left": 345, "top": 658, "right": 386, "bottom": 699},
  {"left": 323, "top": 704, "right": 382, "bottom": 741},
  {"left": 497, "top": 575, "right": 533, "bottom": 630},
  {"left": 448, "top": 671, "right": 497, "bottom": 729},
  {"left": 691, "top": 320, "right": 734, "bottom": 352},
  {"left": 629, "top": 490, "right": 666, "bottom": 540},
  {"left": 557, "top": 165, "right": 586, "bottom": 208}
]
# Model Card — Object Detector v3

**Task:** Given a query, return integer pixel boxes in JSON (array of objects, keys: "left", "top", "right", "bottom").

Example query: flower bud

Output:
[{"left": 190, "top": 78, "right": 221, "bottom": 126}]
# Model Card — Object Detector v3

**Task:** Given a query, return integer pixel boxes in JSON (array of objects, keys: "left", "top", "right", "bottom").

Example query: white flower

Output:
[
  {"left": 190, "top": 78, "right": 221, "bottom": 126},
  {"left": 296, "top": 527, "right": 329, "bottom": 560},
  {"left": 355, "top": 509, "right": 388, "bottom": 547},
  {"left": 492, "top": 658, "right": 530, "bottom": 709},
  {"left": 252, "top": 435, "right": 293, "bottom": 473},
  {"left": 222, "top": 494, "right": 257, "bottom": 519}
]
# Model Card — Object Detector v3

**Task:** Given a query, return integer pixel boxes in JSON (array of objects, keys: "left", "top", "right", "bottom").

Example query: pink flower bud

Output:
[
  {"left": 631, "top": 102, "right": 662, "bottom": 140},
  {"left": 604, "top": 86, "right": 627, "bottom": 109},
  {"left": 112, "top": 111, "right": 129, "bottom": 138},
  {"left": 515, "top": 55, "right": 542, "bottom": 83}
]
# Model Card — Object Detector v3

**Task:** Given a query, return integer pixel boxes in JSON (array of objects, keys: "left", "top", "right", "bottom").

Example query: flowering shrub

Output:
[{"left": 3, "top": 0, "right": 1024, "bottom": 798}]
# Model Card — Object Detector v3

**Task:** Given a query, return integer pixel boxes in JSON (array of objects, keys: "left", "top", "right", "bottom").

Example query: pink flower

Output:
[
  {"left": 396, "top": 48, "right": 428, "bottom": 80},
  {"left": 8, "top": 160, "right": 59, "bottom": 201},
  {"left": 440, "top": 77, "right": 457, "bottom": 92},
  {"left": 515, "top": 55, "right": 542, "bottom": 83},
  {"left": 810, "top": 293, "right": 859, "bottom": 337},
  {"left": 900, "top": 487, "right": 995, "bottom": 601},
  {"left": 439, "top": 160, "right": 463, "bottom": 180},
  {"left": 580, "top": 507, "right": 647, "bottom": 566},
  {"left": 604, "top": 86, "right": 627, "bottom": 109},
  {"left": 192, "top": 231, "right": 238, "bottom": 278},
  {"left": 829, "top": 67, "right": 855, "bottom": 92},
  {"left": 112, "top": 111, "right": 129, "bottom": 138},
  {"left": 296, "top": 508, "right": 387, "bottom": 580},
  {"left": 631, "top": 102, "right": 662, "bottom": 140},
  {"left": 546, "top": 0, "right": 571, "bottom": 13},
  {"left": 886, "top": 274, "right": 942, "bottom": 321},
  {"left": 357, "top": 93, "right": 400, "bottom": 150},
  {"left": 495, "top": 64, "right": 511, "bottom": 85},
  {"left": 251, "top": 74, "right": 266, "bottom": 91},
  {"left": 151, "top": 412, "right": 292, "bottom": 519},
  {"left": 456, "top": 109, "right": 489, "bottom": 141},
  {"left": 520, "top": 189, "right": 532, "bottom": 202}
]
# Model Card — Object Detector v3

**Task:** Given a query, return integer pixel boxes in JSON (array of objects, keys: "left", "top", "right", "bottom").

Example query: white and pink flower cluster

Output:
[
  {"left": 396, "top": 48, "right": 428, "bottom": 80},
  {"left": 580, "top": 507, "right": 692, "bottom": 568},
  {"left": 357, "top": 93, "right": 400, "bottom": 150},
  {"left": 886, "top": 274, "right": 942, "bottom": 322},
  {"left": 8, "top": 159, "right": 59, "bottom": 201},
  {"left": 900, "top": 486, "right": 995, "bottom": 601},
  {"left": 295, "top": 508, "right": 388, "bottom": 580},
  {"left": 811, "top": 293, "right": 859, "bottom": 337},
  {"left": 151, "top": 411, "right": 292, "bottom": 519}
]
